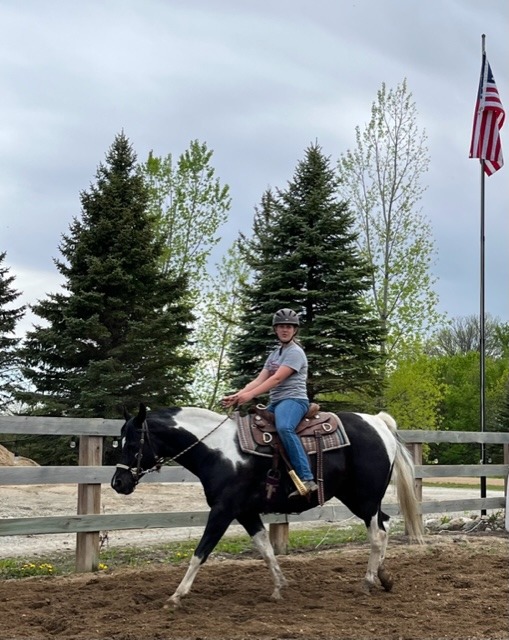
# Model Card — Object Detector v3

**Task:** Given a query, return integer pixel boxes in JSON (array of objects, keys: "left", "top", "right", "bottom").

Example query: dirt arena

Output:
[{"left": 0, "top": 535, "right": 507, "bottom": 640}]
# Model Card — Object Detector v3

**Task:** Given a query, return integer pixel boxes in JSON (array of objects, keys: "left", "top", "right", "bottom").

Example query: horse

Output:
[{"left": 111, "top": 403, "right": 424, "bottom": 607}]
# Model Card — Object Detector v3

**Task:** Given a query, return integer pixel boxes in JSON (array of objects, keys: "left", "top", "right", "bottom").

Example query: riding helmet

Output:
[{"left": 272, "top": 308, "right": 300, "bottom": 326}]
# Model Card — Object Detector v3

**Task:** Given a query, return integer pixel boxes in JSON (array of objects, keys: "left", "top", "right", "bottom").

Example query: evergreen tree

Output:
[
  {"left": 18, "top": 132, "right": 195, "bottom": 418},
  {"left": 0, "top": 252, "right": 25, "bottom": 411},
  {"left": 229, "top": 144, "right": 385, "bottom": 407}
]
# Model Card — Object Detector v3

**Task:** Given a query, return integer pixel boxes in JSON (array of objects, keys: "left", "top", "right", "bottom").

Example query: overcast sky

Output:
[{"left": 1, "top": 0, "right": 508, "bottom": 337}]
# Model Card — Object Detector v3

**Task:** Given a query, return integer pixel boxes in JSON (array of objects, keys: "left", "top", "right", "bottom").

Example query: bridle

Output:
[
  {"left": 115, "top": 412, "right": 232, "bottom": 485},
  {"left": 115, "top": 419, "right": 164, "bottom": 485}
]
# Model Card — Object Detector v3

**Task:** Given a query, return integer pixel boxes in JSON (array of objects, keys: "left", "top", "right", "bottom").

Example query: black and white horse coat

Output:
[{"left": 111, "top": 404, "right": 423, "bottom": 607}]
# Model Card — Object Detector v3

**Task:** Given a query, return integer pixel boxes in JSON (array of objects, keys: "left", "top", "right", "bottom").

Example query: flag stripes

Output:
[{"left": 469, "top": 53, "right": 505, "bottom": 176}]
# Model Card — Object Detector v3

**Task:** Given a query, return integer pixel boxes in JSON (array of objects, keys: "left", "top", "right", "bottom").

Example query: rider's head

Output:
[{"left": 272, "top": 308, "right": 300, "bottom": 344}]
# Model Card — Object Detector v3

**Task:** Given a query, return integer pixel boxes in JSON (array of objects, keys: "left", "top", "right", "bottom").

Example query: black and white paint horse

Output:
[{"left": 111, "top": 404, "right": 423, "bottom": 607}]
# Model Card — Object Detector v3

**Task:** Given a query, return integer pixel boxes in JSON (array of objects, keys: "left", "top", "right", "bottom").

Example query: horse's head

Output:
[{"left": 110, "top": 403, "right": 162, "bottom": 495}]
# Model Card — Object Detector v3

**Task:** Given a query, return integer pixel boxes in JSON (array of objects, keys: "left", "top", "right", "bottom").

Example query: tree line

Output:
[{"left": 1, "top": 81, "right": 508, "bottom": 466}]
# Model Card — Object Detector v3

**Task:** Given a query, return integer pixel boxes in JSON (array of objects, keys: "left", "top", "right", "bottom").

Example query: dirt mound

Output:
[
  {"left": 0, "top": 537, "right": 507, "bottom": 640},
  {"left": 0, "top": 443, "right": 39, "bottom": 466}
]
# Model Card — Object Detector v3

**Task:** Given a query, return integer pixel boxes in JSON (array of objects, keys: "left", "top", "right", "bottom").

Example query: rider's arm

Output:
[{"left": 234, "top": 365, "right": 294, "bottom": 405}]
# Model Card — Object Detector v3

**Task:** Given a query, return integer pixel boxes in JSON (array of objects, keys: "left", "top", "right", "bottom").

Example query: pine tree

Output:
[
  {"left": 229, "top": 144, "right": 385, "bottom": 406},
  {"left": 18, "top": 133, "right": 195, "bottom": 418},
  {"left": 0, "top": 252, "right": 25, "bottom": 411}
]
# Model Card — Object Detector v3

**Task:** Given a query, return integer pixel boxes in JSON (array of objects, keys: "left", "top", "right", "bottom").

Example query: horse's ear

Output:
[
  {"left": 137, "top": 402, "right": 147, "bottom": 422},
  {"left": 123, "top": 405, "right": 132, "bottom": 421}
]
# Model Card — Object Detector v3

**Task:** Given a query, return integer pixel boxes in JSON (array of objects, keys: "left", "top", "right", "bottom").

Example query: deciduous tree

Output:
[
  {"left": 428, "top": 314, "right": 509, "bottom": 358},
  {"left": 141, "top": 140, "right": 231, "bottom": 296},
  {"left": 339, "top": 80, "right": 441, "bottom": 363},
  {"left": 191, "top": 242, "right": 249, "bottom": 409}
]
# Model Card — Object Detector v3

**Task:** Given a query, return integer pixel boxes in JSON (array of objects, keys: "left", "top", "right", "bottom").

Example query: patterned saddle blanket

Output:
[{"left": 235, "top": 405, "right": 350, "bottom": 458}]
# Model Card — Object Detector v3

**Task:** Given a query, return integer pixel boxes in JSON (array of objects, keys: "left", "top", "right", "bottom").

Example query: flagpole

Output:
[{"left": 479, "top": 33, "right": 487, "bottom": 515}]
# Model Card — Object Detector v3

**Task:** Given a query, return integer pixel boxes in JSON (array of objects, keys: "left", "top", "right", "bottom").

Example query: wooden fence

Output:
[{"left": 1, "top": 416, "right": 508, "bottom": 572}]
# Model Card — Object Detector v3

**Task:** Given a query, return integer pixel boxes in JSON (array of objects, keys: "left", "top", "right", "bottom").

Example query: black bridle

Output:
[{"left": 115, "top": 419, "right": 164, "bottom": 485}]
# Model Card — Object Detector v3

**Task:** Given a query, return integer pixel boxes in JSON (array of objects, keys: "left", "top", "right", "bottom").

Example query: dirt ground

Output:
[
  {"left": 1, "top": 480, "right": 507, "bottom": 639},
  {"left": 0, "top": 536, "right": 507, "bottom": 640}
]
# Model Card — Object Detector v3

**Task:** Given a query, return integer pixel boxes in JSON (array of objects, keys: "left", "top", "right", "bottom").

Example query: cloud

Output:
[{"left": 0, "top": 0, "right": 508, "bottom": 332}]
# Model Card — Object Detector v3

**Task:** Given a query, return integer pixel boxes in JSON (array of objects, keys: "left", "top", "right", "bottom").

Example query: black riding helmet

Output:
[{"left": 272, "top": 308, "right": 300, "bottom": 326}]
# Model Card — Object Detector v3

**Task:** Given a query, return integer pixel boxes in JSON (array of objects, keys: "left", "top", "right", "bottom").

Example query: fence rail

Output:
[{"left": 1, "top": 416, "right": 508, "bottom": 571}]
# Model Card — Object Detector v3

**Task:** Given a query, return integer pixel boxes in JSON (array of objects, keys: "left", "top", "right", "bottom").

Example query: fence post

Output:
[
  {"left": 76, "top": 435, "right": 103, "bottom": 572},
  {"left": 269, "top": 522, "right": 289, "bottom": 555}
]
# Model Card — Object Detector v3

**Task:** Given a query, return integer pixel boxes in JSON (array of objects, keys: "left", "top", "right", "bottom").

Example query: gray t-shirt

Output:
[{"left": 263, "top": 342, "right": 308, "bottom": 403}]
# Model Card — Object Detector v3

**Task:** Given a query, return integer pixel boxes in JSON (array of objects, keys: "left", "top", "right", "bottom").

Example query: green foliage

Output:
[
  {"left": 229, "top": 143, "right": 385, "bottom": 407},
  {"left": 339, "top": 80, "right": 442, "bottom": 364},
  {"left": 17, "top": 132, "right": 195, "bottom": 418},
  {"left": 191, "top": 242, "right": 250, "bottom": 409},
  {"left": 141, "top": 140, "right": 231, "bottom": 295},
  {"left": 0, "top": 433, "right": 79, "bottom": 466},
  {"left": 0, "top": 252, "right": 25, "bottom": 411},
  {"left": 430, "top": 351, "right": 509, "bottom": 464},
  {"left": 497, "top": 378, "right": 509, "bottom": 432},
  {"left": 0, "top": 560, "right": 59, "bottom": 579},
  {"left": 385, "top": 351, "right": 445, "bottom": 430}
]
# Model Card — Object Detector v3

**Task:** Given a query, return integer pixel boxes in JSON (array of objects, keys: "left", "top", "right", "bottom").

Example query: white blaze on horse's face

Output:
[{"left": 175, "top": 408, "right": 247, "bottom": 468}]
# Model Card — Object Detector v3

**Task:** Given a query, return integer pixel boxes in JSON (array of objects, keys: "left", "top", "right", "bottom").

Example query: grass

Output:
[{"left": 0, "top": 523, "right": 368, "bottom": 580}]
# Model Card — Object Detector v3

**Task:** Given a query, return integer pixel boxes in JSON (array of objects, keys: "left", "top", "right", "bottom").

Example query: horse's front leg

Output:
[
  {"left": 167, "top": 507, "right": 232, "bottom": 608},
  {"left": 237, "top": 512, "right": 287, "bottom": 600}
]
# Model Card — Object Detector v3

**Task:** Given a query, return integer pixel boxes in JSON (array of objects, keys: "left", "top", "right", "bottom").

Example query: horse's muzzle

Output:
[{"left": 111, "top": 469, "right": 136, "bottom": 495}]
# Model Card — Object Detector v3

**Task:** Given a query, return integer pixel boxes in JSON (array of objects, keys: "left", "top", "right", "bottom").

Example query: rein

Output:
[{"left": 116, "top": 412, "right": 233, "bottom": 484}]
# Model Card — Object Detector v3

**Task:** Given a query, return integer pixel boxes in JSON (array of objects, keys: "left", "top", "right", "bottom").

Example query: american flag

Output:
[{"left": 469, "top": 53, "right": 505, "bottom": 176}]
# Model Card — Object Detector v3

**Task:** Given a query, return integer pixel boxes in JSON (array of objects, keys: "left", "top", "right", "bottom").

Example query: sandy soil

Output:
[{"left": 0, "top": 536, "right": 507, "bottom": 640}]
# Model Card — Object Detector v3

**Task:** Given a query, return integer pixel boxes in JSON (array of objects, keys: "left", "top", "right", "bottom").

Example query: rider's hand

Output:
[
  {"left": 235, "top": 391, "right": 253, "bottom": 406},
  {"left": 221, "top": 395, "right": 238, "bottom": 408},
  {"left": 221, "top": 390, "right": 253, "bottom": 408}
]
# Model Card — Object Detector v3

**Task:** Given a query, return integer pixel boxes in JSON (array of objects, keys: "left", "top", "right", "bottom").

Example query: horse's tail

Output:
[{"left": 377, "top": 412, "right": 424, "bottom": 544}]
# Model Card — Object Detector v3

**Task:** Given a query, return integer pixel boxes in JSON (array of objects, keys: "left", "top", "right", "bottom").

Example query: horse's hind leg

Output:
[
  {"left": 238, "top": 513, "right": 287, "bottom": 600},
  {"left": 377, "top": 511, "right": 393, "bottom": 592},
  {"left": 363, "top": 512, "right": 393, "bottom": 593}
]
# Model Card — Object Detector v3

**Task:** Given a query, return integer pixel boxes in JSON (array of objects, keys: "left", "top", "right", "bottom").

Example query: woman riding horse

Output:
[{"left": 222, "top": 308, "right": 318, "bottom": 497}]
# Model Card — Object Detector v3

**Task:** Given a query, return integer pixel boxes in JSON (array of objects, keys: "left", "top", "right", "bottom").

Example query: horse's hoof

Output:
[
  {"left": 362, "top": 579, "right": 374, "bottom": 595},
  {"left": 379, "top": 571, "right": 394, "bottom": 592},
  {"left": 165, "top": 595, "right": 181, "bottom": 609},
  {"left": 378, "top": 565, "right": 394, "bottom": 592},
  {"left": 270, "top": 590, "right": 283, "bottom": 600}
]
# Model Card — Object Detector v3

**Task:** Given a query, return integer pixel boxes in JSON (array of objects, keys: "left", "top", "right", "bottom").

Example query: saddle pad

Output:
[{"left": 236, "top": 412, "right": 350, "bottom": 458}]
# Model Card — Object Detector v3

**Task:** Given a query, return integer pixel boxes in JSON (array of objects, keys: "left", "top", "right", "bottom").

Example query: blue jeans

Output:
[{"left": 267, "top": 398, "right": 313, "bottom": 481}]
